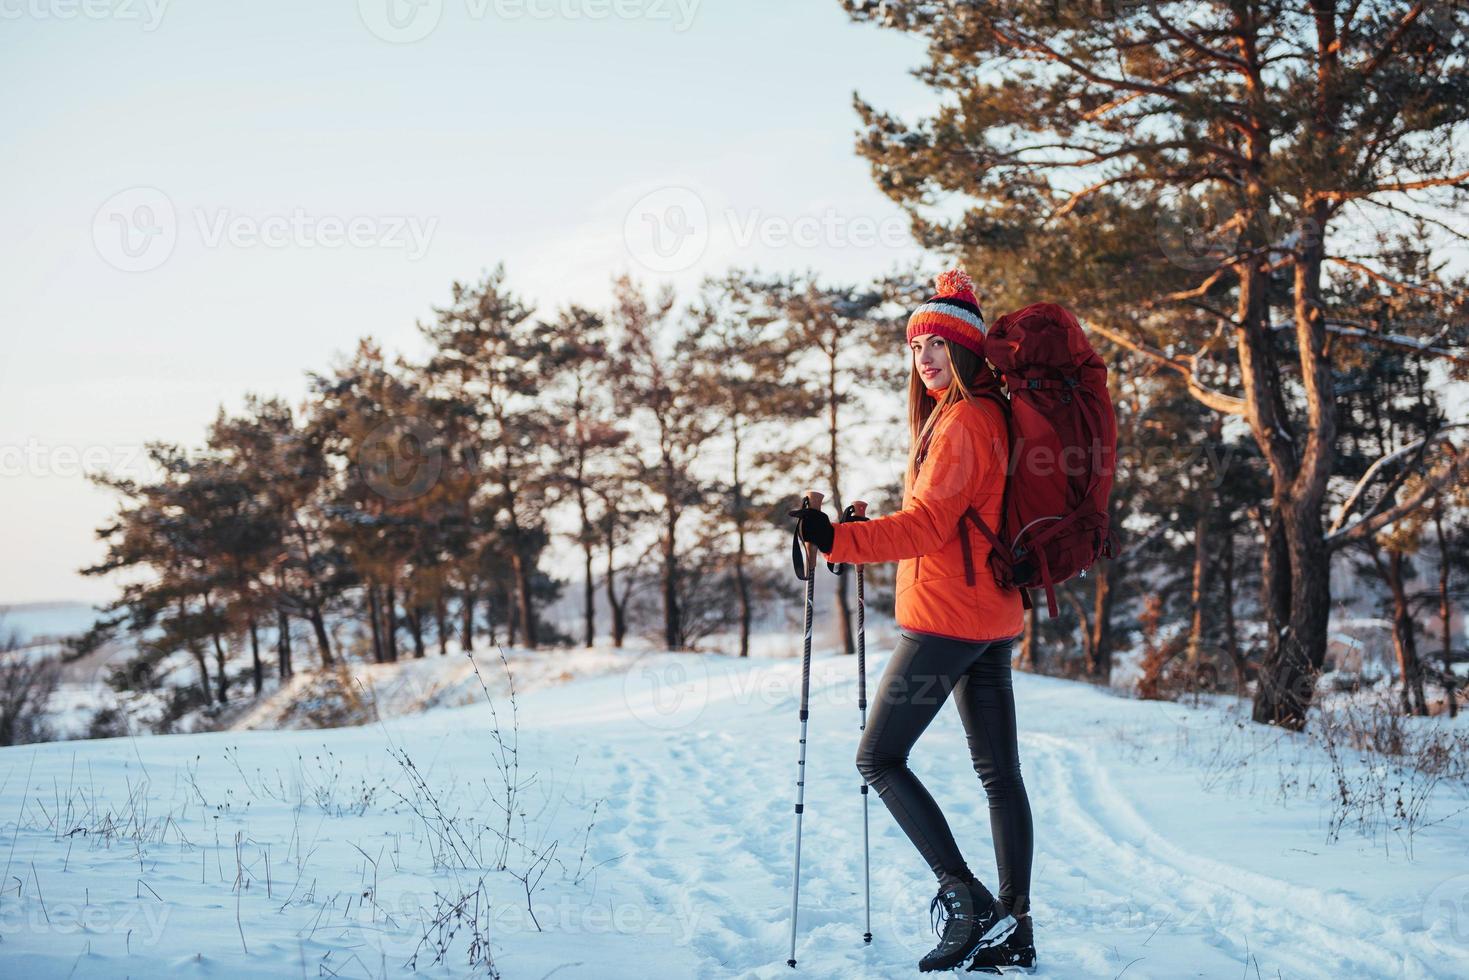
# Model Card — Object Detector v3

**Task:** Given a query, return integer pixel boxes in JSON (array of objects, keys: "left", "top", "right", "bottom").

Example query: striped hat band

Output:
[{"left": 906, "top": 297, "right": 986, "bottom": 356}]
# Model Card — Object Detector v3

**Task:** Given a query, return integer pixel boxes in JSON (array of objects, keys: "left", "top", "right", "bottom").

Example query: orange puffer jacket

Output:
[{"left": 826, "top": 391, "right": 1024, "bottom": 643}]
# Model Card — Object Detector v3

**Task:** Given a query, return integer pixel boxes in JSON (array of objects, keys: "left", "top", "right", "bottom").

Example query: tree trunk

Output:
[
  {"left": 367, "top": 584, "right": 384, "bottom": 663},
  {"left": 583, "top": 538, "right": 596, "bottom": 648},
  {"left": 277, "top": 607, "right": 293, "bottom": 680},
  {"left": 383, "top": 581, "right": 400, "bottom": 662},
  {"left": 1255, "top": 502, "right": 1332, "bottom": 729},
  {"left": 1252, "top": 499, "right": 1302, "bottom": 725},
  {"left": 576, "top": 469, "right": 596, "bottom": 648},
  {"left": 1019, "top": 597, "right": 1038, "bottom": 671},
  {"left": 248, "top": 615, "right": 263, "bottom": 696},
  {"left": 1060, "top": 585, "right": 1092, "bottom": 672},
  {"left": 436, "top": 594, "right": 450, "bottom": 656},
  {"left": 735, "top": 529, "right": 752, "bottom": 659},
  {"left": 1187, "top": 505, "right": 1209, "bottom": 668},
  {"left": 1088, "top": 560, "right": 1114, "bottom": 681},
  {"left": 1221, "top": 525, "right": 1247, "bottom": 695},
  {"left": 408, "top": 605, "right": 426, "bottom": 659},
  {"left": 605, "top": 536, "right": 626, "bottom": 649},
  {"left": 461, "top": 587, "right": 475, "bottom": 654},
  {"left": 1381, "top": 548, "right": 1428, "bottom": 716},
  {"left": 732, "top": 432, "right": 752, "bottom": 658},
  {"left": 210, "top": 629, "right": 229, "bottom": 704},
  {"left": 189, "top": 644, "right": 210, "bottom": 705},
  {"left": 1250, "top": 23, "right": 1341, "bottom": 732},
  {"left": 511, "top": 551, "right": 536, "bottom": 649},
  {"left": 1434, "top": 501, "right": 1457, "bottom": 716},
  {"left": 308, "top": 605, "right": 334, "bottom": 666},
  {"left": 662, "top": 501, "right": 680, "bottom": 650}
]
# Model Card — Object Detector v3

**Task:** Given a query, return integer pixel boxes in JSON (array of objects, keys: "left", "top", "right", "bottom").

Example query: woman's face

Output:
[{"left": 910, "top": 333, "right": 953, "bottom": 390}]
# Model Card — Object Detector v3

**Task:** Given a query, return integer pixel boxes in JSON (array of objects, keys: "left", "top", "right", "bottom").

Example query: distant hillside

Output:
[{"left": 0, "top": 601, "right": 104, "bottom": 647}]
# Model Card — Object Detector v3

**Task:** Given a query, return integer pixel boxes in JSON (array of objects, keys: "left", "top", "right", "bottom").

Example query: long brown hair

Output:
[{"left": 904, "top": 340, "right": 987, "bottom": 488}]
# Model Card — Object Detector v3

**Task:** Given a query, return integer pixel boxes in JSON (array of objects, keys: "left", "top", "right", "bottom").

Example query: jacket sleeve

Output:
[{"left": 826, "top": 405, "right": 988, "bottom": 565}]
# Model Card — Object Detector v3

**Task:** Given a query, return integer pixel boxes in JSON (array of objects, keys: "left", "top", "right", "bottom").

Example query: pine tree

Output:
[
  {"left": 775, "top": 273, "right": 888, "bottom": 656},
  {"left": 608, "top": 275, "right": 720, "bottom": 651},
  {"left": 842, "top": 0, "right": 1469, "bottom": 729},
  {"left": 541, "top": 305, "right": 629, "bottom": 648},
  {"left": 418, "top": 266, "right": 553, "bottom": 649},
  {"left": 688, "top": 272, "right": 810, "bottom": 657}
]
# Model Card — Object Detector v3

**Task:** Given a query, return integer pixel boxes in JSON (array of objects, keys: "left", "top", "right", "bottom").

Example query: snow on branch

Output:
[{"left": 1326, "top": 426, "right": 1469, "bottom": 549}]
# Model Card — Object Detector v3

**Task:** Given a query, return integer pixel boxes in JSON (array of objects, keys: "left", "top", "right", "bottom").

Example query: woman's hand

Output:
[{"left": 787, "top": 505, "right": 835, "bottom": 554}]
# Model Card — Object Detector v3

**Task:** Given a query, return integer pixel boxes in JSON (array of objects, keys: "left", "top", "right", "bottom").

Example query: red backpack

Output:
[{"left": 962, "top": 302, "right": 1120, "bottom": 617}]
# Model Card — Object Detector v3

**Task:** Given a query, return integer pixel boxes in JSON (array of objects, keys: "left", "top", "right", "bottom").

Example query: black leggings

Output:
[{"left": 855, "top": 629, "right": 1032, "bottom": 916}]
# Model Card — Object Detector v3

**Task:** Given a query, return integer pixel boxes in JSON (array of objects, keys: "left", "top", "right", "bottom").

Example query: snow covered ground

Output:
[{"left": 0, "top": 640, "right": 1467, "bottom": 978}]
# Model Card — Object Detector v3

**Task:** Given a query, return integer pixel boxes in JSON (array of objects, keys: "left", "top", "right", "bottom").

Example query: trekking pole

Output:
[
  {"left": 787, "top": 489, "right": 824, "bottom": 968},
  {"left": 827, "top": 501, "right": 873, "bottom": 945}
]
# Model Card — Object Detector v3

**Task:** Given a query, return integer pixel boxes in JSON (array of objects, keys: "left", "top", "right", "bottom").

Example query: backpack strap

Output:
[
  {"left": 1031, "top": 536, "right": 1060, "bottom": 618},
  {"left": 960, "top": 505, "right": 1012, "bottom": 587}
]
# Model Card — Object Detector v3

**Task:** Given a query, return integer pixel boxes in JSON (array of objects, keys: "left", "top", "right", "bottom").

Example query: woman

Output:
[{"left": 791, "top": 269, "right": 1036, "bottom": 974}]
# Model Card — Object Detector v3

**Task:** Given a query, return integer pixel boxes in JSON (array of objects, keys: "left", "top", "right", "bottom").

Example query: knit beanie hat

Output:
[{"left": 905, "top": 268, "right": 986, "bottom": 356}]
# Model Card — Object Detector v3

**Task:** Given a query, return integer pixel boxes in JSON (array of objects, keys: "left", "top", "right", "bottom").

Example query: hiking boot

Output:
[
  {"left": 918, "top": 877, "right": 1016, "bottom": 973},
  {"left": 967, "top": 913, "right": 1036, "bottom": 973}
]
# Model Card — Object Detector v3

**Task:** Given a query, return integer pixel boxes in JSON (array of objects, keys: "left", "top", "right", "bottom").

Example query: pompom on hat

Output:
[{"left": 905, "top": 268, "right": 986, "bottom": 356}]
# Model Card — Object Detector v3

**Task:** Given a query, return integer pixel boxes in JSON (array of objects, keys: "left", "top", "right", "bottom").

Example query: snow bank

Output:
[{"left": 0, "top": 642, "right": 1464, "bottom": 978}]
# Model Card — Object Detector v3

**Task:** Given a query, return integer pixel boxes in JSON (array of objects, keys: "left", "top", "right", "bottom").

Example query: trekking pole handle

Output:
[
  {"left": 826, "top": 499, "right": 869, "bottom": 575},
  {"left": 801, "top": 490, "right": 824, "bottom": 574},
  {"left": 790, "top": 490, "right": 825, "bottom": 581}
]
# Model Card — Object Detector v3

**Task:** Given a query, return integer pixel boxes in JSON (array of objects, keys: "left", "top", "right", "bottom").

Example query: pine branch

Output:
[
  {"left": 1145, "top": 1, "right": 1251, "bottom": 73},
  {"left": 1356, "top": 2, "right": 1429, "bottom": 81},
  {"left": 1328, "top": 431, "right": 1469, "bottom": 549},
  {"left": 1085, "top": 319, "right": 1247, "bottom": 416},
  {"left": 1327, "top": 256, "right": 1469, "bottom": 305}
]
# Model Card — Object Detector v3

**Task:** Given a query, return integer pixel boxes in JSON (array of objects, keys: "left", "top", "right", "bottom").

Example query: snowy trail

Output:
[{"left": 0, "top": 646, "right": 1466, "bottom": 978}]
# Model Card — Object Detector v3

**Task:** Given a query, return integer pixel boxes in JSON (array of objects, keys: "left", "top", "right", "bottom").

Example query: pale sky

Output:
[{"left": 1, "top": 0, "right": 937, "bottom": 604}]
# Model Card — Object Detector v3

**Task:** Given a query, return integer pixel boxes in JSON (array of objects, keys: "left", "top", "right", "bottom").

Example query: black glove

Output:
[
  {"left": 788, "top": 505, "right": 835, "bottom": 554},
  {"left": 826, "top": 505, "right": 869, "bottom": 574}
]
